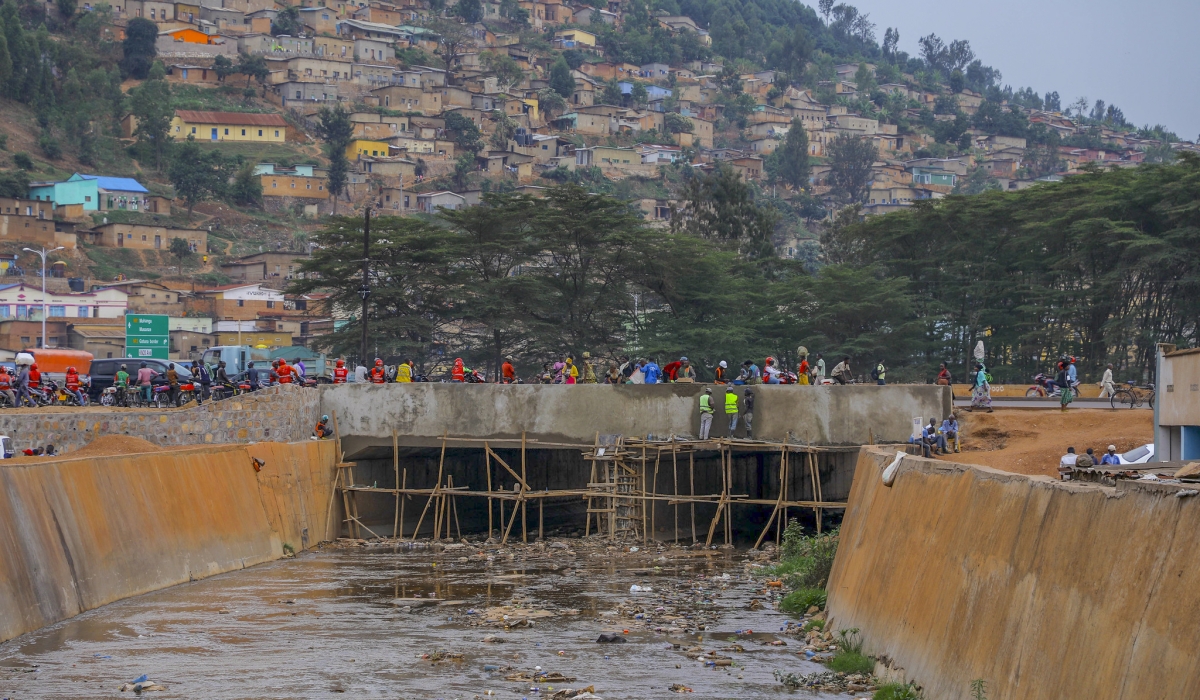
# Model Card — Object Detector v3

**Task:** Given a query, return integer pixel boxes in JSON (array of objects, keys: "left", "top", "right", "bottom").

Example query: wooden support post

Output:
[
  {"left": 521, "top": 432, "right": 528, "bottom": 544},
  {"left": 412, "top": 433, "right": 447, "bottom": 541},
  {"left": 641, "top": 444, "right": 647, "bottom": 544},
  {"left": 813, "top": 451, "right": 824, "bottom": 534},
  {"left": 724, "top": 443, "right": 732, "bottom": 546},
  {"left": 689, "top": 450, "right": 696, "bottom": 543},
  {"left": 585, "top": 432, "right": 597, "bottom": 538},
  {"left": 538, "top": 498, "right": 544, "bottom": 540},
  {"left": 398, "top": 468, "right": 406, "bottom": 540},
  {"left": 672, "top": 442, "right": 679, "bottom": 543},
  {"left": 649, "top": 446, "right": 660, "bottom": 543},
  {"left": 778, "top": 449, "right": 787, "bottom": 546},
  {"left": 485, "top": 443, "right": 493, "bottom": 540},
  {"left": 753, "top": 443, "right": 789, "bottom": 550},
  {"left": 449, "top": 474, "right": 462, "bottom": 540},
  {"left": 392, "top": 429, "right": 400, "bottom": 539}
]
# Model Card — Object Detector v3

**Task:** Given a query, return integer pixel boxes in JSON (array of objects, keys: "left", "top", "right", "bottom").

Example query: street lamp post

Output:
[{"left": 23, "top": 246, "right": 65, "bottom": 349}]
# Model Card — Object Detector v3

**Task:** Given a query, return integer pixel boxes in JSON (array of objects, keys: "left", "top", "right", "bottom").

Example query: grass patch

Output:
[
  {"left": 780, "top": 587, "right": 827, "bottom": 614},
  {"left": 193, "top": 141, "right": 323, "bottom": 166},
  {"left": 828, "top": 628, "right": 874, "bottom": 675},
  {"left": 874, "top": 682, "right": 921, "bottom": 700},
  {"left": 801, "top": 618, "right": 825, "bottom": 633},
  {"left": 767, "top": 521, "right": 839, "bottom": 590}
]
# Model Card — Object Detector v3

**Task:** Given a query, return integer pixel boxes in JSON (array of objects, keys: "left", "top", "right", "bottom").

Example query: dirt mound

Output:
[
  {"left": 67, "top": 435, "right": 161, "bottom": 458},
  {"left": 951, "top": 409, "right": 1153, "bottom": 477}
]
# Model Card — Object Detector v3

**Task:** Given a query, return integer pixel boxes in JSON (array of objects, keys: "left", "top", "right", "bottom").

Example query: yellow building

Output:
[
  {"left": 261, "top": 175, "right": 328, "bottom": 199},
  {"left": 346, "top": 139, "right": 390, "bottom": 159},
  {"left": 170, "top": 110, "right": 289, "bottom": 143},
  {"left": 554, "top": 29, "right": 596, "bottom": 47},
  {"left": 215, "top": 331, "right": 293, "bottom": 348}
]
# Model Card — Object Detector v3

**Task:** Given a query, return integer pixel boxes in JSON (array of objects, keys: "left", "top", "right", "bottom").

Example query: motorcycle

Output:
[
  {"left": 465, "top": 368, "right": 486, "bottom": 383},
  {"left": 1026, "top": 372, "right": 1062, "bottom": 398}
]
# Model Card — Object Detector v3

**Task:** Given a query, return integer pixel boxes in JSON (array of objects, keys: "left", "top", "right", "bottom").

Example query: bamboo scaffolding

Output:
[{"left": 336, "top": 434, "right": 857, "bottom": 541}]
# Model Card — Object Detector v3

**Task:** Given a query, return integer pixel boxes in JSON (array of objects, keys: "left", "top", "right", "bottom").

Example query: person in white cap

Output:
[{"left": 1101, "top": 445, "right": 1120, "bottom": 465}]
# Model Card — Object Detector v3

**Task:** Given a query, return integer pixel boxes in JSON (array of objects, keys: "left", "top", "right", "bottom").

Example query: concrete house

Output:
[
  {"left": 87, "top": 223, "right": 208, "bottom": 252},
  {"left": 29, "top": 174, "right": 151, "bottom": 213},
  {"left": 170, "top": 110, "right": 289, "bottom": 142}
]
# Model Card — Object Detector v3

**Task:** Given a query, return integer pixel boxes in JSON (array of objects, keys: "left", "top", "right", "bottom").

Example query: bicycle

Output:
[{"left": 1110, "top": 381, "right": 1155, "bottom": 409}]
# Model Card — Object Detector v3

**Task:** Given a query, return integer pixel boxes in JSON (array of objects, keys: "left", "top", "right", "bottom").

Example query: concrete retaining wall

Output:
[
  {"left": 0, "top": 385, "right": 321, "bottom": 454},
  {"left": 826, "top": 447, "right": 1200, "bottom": 700},
  {"left": 321, "top": 383, "right": 951, "bottom": 455},
  {"left": 0, "top": 439, "right": 339, "bottom": 644}
]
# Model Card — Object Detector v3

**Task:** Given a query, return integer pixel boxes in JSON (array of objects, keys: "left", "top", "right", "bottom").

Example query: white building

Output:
[{"left": 0, "top": 283, "right": 127, "bottom": 320}]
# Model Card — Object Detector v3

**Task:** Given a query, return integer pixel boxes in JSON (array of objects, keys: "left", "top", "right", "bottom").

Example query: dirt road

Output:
[{"left": 950, "top": 408, "right": 1154, "bottom": 477}]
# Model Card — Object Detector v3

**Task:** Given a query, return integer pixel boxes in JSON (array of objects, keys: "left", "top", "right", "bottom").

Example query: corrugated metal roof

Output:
[
  {"left": 73, "top": 174, "right": 150, "bottom": 193},
  {"left": 174, "top": 110, "right": 289, "bottom": 127}
]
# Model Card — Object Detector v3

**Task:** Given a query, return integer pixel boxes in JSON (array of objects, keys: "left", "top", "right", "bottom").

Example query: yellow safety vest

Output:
[
  {"left": 700, "top": 394, "right": 713, "bottom": 413},
  {"left": 724, "top": 392, "right": 739, "bottom": 413},
  {"left": 396, "top": 364, "right": 411, "bottom": 382}
]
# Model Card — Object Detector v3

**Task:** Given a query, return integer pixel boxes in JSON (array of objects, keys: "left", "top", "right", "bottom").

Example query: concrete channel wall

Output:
[
  {"left": 0, "top": 385, "right": 321, "bottom": 454},
  {"left": 321, "top": 383, "right": 952, "bottom": 455},
  {"left": 0, "top": 440, "right": 339, "bottom": 644},
  {"left": 827, "top": 447, "right": 1200, "bottom": 700}
]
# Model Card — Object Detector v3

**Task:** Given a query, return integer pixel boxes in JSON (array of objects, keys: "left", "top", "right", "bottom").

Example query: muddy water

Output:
[{"left": 0, "top": 540, "right": 839, "bottom": 699}]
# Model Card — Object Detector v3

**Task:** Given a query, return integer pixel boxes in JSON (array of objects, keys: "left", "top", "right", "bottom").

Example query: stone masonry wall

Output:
[{"left": 0, "top": 386, "right": 321, "bottom": 454}]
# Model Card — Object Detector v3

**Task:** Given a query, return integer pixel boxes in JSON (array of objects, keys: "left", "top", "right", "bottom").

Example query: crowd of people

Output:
[
  {"left": 1058, "top": 444, "right": 1123, "bottom": 480},
  {"left": 332, "top": 352, "right": 891, "bottom": 387}
]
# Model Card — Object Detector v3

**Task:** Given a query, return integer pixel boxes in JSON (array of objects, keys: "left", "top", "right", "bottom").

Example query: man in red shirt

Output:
[
  {"left": 28, "top": 363, "right": 40, "bottom": 390},
  {"left": 370, "top": 359, "right": 386, "bottom": 383},
  {"left": 277, "top": 360, "right": 293, "bottom": 384},
  {"left": 333, "top": 359, "right": 348, "bottom": 383},
  {"left": 501, "top": 356, "right": 515, "bottom": 384},
  {"left": 65, "top": 366, "right": 84, "bottom": 405}
]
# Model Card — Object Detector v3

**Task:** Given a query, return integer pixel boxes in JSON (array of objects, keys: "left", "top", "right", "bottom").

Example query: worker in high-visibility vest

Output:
[
  {"left": 699, "top": 387, "right": 714, "bottom": 440},
  {"left": 724, "top": 386, "right": 739, "bottom": 435}
]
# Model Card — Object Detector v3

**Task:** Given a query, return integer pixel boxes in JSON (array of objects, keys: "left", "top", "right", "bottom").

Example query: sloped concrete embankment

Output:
[
  {"left": 0, "top": 439, "right": 339, "bottom": 644},
  {"left": 0, "top": 385, "right": 321, "bottom": 454},
  {"left": 826, "top": 447, "right": 1200, "bottom": 700}
]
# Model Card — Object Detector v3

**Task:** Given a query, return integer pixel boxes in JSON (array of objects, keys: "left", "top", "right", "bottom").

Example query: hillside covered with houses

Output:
[{"left": 0, "top": 0, "right": 1192, "bottom": 362}]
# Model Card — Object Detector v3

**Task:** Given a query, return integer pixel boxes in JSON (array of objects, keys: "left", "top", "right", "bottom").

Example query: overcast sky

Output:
[{"left": 844, "top": 0, "right": 1200, "bottom": 140}]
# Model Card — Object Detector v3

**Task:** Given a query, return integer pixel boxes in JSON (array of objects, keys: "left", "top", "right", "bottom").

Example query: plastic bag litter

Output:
[
  {"left": 630, "top": 584, "right": 652, "bottom": 592},
  {"left": 882, "top": 451, "right": 905, "bottom": 486}
]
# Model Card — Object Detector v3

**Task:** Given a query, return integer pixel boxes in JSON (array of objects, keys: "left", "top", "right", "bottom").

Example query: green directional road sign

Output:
[{"left": 126, "top": 314, "right": 170, "bottom": 359}]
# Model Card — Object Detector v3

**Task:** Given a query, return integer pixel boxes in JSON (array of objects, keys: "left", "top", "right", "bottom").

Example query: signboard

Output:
[{"left": 126, "top": 314, "right": 170, "bottom": 359}]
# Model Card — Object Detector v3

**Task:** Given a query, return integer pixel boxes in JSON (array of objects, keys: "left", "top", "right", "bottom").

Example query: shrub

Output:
[
  {"left": 874, "top": 682, "right": 922, "bottom": 700},
  {"left": 780, "top": 587, "right": 827, "bottom": 614},
  {"left": 771, "top": 520, "right": 839, "bottom": 590},
  {"left": 801, "top": 618, "right": 825, "bottom": 633},
  {"left": 13, "top": 152, "right": 33, "bottom": 170},
  {"left": 828, "top": 628, "right": 874, "bottom": 674}
]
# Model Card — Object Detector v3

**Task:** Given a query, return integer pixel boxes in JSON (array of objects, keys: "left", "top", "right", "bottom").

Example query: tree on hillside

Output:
[
  {"left": 426, "top": 18, "right": 470, "bottom": 75},
  {"left": 826, "top": 134, "right": 876, "bottom": 203},
  {"left": 236, "top": 53, "right": 269, "bottom": 89},
  {"left": 451, "top": 153, "right": 474, "bottom": 190},
  {"left": 444, "top": 110, "right": 483, "bottom": 154},
  {"left": 455, "top": 0, "right": 483, "bottom": 23},
  {"left": 120, "top": 17, "right": 157, "bottom": 79},
  {"left": 767, "top": 118, "right": 810, "bottom": 191},
  {"left": 663, "top": 112, "right": 693, "bottom": 134},
  {"left": 481, "top": 50, "right": 523, "bottom": 92},
  {"left": 230, "top": 161, "right": 263, "bottom": 207},
  {"left": 212, "top": 55, "right": 236, "bottom": 82},
  {"left": 549, "top": 56, "right": 575, "bottom": 99},
  {"left": 537, "top": 87, "right": 567, "bottom": 121},
  {"left": 169, "top": 139, "right": 233, "bottom": 220},
  {"left": 489, "top": 109, "right": 518, "bottom": 150},
  {"left": 601, "top": 77, "right": 622, "bottom": 105},
  {"left": 630, "top": 81, "right": 648, "bottom": 109},
  {"left": 169, "top": 237, "right": 192, "bottom": 266},
  {"left": 672, "top": 163, "right": 778, "bottom": 258},
  {"left": 271, "top": 5, "right": 302, "bottom": 36},
  {"left": 316, "top": 105, "right": 353, "bottom": 215},
  {"left": 767, "top": 25, "right": 811, "bottom": 81},
  {"left": 128, "top": 64, "right": 174, "bottom": 170}
]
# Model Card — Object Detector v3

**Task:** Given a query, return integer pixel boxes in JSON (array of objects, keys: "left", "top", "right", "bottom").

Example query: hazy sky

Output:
[{"left": 845, "top": 0, "right": 1200, "bottom": 140}]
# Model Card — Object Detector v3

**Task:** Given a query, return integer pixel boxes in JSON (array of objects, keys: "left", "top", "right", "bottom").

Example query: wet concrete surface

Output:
[{"left": 0, "top": 539, "right": 841, "bottom": 699}]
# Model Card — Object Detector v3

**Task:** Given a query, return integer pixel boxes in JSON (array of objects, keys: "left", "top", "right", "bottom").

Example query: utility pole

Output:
[
  {"left": 23, "top": 246, "right": 64, "bottom": 348},
  {"left": 357, "top": 208, "right": 371, "bottom": 367}
]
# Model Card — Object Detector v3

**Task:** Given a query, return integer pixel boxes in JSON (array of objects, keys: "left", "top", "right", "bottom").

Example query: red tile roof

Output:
[{"left": 174, "top": 110, "right": 288, "bottom": 127}]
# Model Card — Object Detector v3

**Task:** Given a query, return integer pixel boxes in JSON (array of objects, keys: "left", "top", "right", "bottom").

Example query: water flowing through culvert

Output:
[{"left": 0, "top": 539, "right": 848, "bottom": 699}]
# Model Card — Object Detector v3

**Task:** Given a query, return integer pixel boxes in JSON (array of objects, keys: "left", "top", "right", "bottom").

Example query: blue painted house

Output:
[{"left": 29, "top": 173, "right": 150, "bottom": 212}]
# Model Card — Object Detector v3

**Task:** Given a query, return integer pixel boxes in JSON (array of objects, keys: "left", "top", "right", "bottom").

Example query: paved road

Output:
[{"left": 952, "top": 397, "right": 1152, "bottom": 410}]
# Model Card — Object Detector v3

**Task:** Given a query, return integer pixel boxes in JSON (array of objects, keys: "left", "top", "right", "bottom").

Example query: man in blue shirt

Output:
[
  {"left": 740, "top": 360, "right": 761, "bottom": 384},
  {"left": 921, "top": 419, "right": 947, "bottom": 457},
  {"left": 642, "top": 358, "right": 661, "bottom": 384},
  {"left": 1100, "top": 445, "right": 1121, "bottom": 465},
  {"left": 940, "top": 416, "right": 960, "bottom": 453},
  {"left": 1067, "top": 357, "right": 1078, "bottom": 385}
]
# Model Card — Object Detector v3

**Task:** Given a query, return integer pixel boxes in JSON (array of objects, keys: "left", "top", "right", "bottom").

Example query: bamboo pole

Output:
[
  {"left": 649, "top": 446, "right": 660, "bottom": 543},
  {"left": 485, "top": 442, "right": 493, "bottom": 540},
  {"left": 672, "top": 441, "right": 679, "bottom": 543},
  {"left": 689, "top": 450, "right": 696, "bottom": 543},
  {"left": 450, "top": 474, "right": 462, "bottom": 540},
  {"left": 641, "top": 444, "right": 647, "bottom": 544},
  {"left": 538, "top": 497, "right": 544, "bottom": 540},
  {"left": 392, "top": 429, "right": 400, "bottom": 539},
  {"left": 521, "top": 431, "right": 527, "bottom": 544},
  {"left": 753, "top": 442, "right": 789, "bottom": 550},
  {"left": 412, "top": 433, "right": 447, "bottom": 541},
  {"left": 398, "top": 468, "right": 406, "bottom": 540}
]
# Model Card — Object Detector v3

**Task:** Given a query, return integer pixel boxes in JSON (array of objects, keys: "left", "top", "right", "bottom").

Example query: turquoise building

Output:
[{"left": 28, "top": 173, "right": 150, "bottom": 212}]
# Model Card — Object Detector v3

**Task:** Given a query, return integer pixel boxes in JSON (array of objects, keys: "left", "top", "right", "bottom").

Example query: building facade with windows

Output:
[{"left": 170, "top": 110, "right": 289, "bottom": 143}]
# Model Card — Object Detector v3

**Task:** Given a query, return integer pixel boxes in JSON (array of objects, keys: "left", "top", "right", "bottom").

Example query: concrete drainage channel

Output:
[{"left": 11, "top": 384, "right": 1193, "bottom": 698}]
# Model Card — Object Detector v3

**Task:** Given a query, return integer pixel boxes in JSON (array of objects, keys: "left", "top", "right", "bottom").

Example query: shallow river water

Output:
[{"left": 0, "top": 539, "right": 842, "bottom": 699}]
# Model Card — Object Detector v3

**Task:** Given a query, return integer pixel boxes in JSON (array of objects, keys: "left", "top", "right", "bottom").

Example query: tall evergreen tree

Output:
[
  {"left": 121, "top": 17, "right": 157, "bottom": 78},
  {"left": 548, "top": 56, "right": 575, "bottom": 99},
  {"left": 316, "top": 105, "right": 353, "bottom": 214}
]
